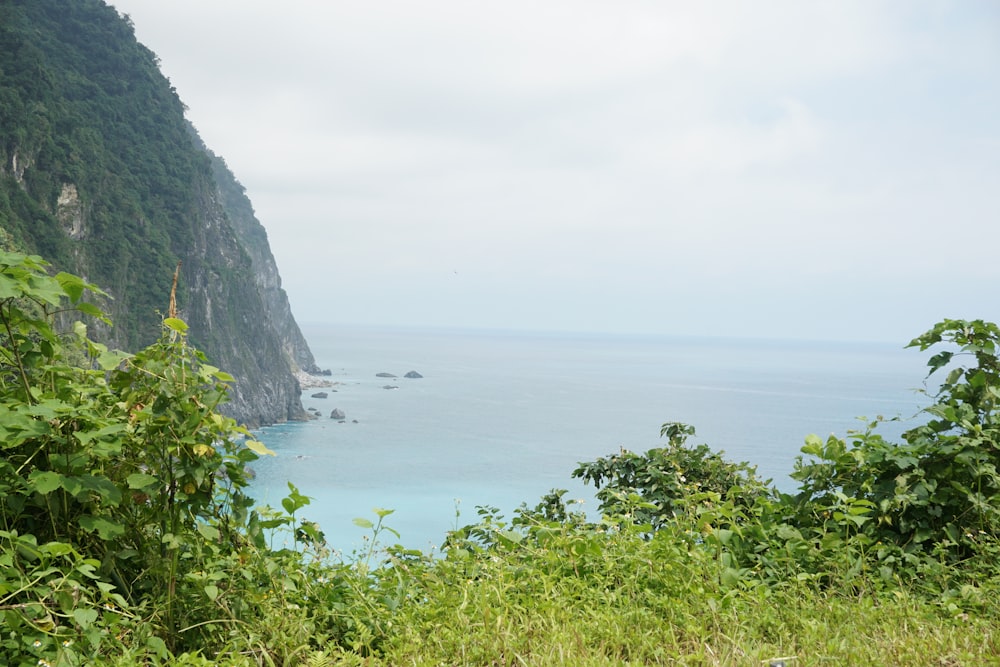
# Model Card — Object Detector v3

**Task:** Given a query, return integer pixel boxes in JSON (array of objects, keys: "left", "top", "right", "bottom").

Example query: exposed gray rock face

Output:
[
  {"left": 404, "top": 371, "right": 423, "bottom": 378},
  {"left": 310, "top": 392, "right": 328, "bottom": 399},
  {"left": 177, "top": 178, "right": 308, "bottom": 427},
  {"left": 330, "top": 408, "right": 346, "bottom": 420},
  {"left": 376, "top": 372, "right": 397, "bottom": 378},
  {"left": 56, "top": 184, "right": 86, "bottom": 240},
  {"left": 208, "top": 150, "right": 320, "bottom": 377}
]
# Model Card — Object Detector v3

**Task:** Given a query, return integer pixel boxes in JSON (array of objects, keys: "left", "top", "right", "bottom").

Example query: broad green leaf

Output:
[
  {"left": 927, "top": 350, "right": 954, "bottom": 373},
  {"left": 75, "top": 423, "right": 126, "bottom": 445},
  {"left": 79, "top": 516, "right": 125, "bottom": 540},
  {"left": 76, "top": 301, "right": 107, "bottom": 321},
  {"left": 161, "top": 533, "right": 183, "bottom": 549},
  {"left": 721, "top": 567, "right": 741, "bottom": 587},
  {"left": 126, "top": 473, "right": 158, "bottom": 490},
  {"left": 204, "top": 584, "right": 219, "bottom": 601},
  {"left": 353, "top": 517, "right": 374, "bottom": 529},
  {"left": 39, "top": 541, "right": 74, "bottom": 557},
  {"left": 776, "top": 524, "right": 803, "bottom": 541},
  {"left": 497, "top": 529, "right": 524, "bottom": 544},
  {"left": 30, "top": 471, "right": 65, "bottom": 494},
  {"left": 80, "top": 475, "right": 122, "bottom": 505},
  {"left": 245, "top": 440, "right": 276, "bottom": 457},
  {"left": 97, "top": 348, "right": 129, "bottom": 371},
  {"left": 163, "top": 317, "right": 189, "bottom": 333},
  {"left": 26, "top": 399, "right": 67, "bottom": 419},
  {"left": 197, "top": 523, "right": 220, "bottom": 541},
  {"left": 146, "top": 636, "right": 169, "bottom": 659},
  {"left": 374, "top": 507, "right": 395, "bottom": 519},
  {"left": 73, "top": 607, "right": 99, "bottom": 629},
  {"left": 0, "top": 273, "right": 21, "bottom": 299},
  {"left": 56, "top": 272, "right": 85, "bottom": 302},
  {"left": 801, "top": 434, "right": 823, "bottom": 456},
  {"left": 28, "top": 277, "right": 66, "bottom": 307},
  {"left": 192, "top": 444, "right": 214, "bottom": 457}
]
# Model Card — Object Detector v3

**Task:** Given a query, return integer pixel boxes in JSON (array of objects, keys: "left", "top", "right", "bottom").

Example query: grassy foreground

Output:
[
  {"left": 338, "top": 527, "right": 999, "bottom": 666},
  {"left": 98, "top": 508, "right": 1000, "bottom": 666}
]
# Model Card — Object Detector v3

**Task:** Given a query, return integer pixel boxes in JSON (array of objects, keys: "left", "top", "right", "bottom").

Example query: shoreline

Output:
[{"left": 295, "top": 371, "right": 337, "bottom": 390}]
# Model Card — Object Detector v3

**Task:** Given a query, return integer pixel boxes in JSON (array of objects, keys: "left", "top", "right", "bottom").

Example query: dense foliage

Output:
[
  {"left": 0, "top": 0, "right": 207, "bottom": 347},
  {"left": 2, "top": 251, "right": 998, "bottom": 665},
  {"left": 0, "top": 252, "right": 324, "bottom": 665}
]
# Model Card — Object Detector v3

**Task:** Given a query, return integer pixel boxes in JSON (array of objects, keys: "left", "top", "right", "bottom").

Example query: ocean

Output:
[{"left": 249, "top": 324, "right": 932, "bottom": 552}]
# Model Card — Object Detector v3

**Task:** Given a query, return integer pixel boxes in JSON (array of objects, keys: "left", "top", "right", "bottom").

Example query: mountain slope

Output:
[{"left": 0, "top": 0, "right": 316, "bottom": 425}]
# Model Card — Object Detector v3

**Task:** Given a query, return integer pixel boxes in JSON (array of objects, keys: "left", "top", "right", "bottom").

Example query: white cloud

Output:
[
  {"left": 639, "top": 98, "right": 825, "bottom": 174},
  {"left": 111, "top": 0, "right": 1000, "bottom": 341}
]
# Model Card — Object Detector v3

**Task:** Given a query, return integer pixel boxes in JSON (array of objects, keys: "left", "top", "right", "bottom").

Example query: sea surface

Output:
[{"left": 249, "top": 324, "right": 932, "bottom": 552}]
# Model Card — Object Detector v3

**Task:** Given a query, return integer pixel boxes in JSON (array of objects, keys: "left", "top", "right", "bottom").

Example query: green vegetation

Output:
[
  {"left": 2, "top": 252, "right": 998, "bottom": 665},
  {"left": 0, "top": 0, "right": 208, "bottom": 348}
]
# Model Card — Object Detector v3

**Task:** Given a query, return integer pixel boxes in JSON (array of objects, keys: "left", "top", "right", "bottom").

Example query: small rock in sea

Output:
[
  {"left": 352, "top": 419, "right": 359, "bottom": 423},
  {"left": 330, "top": 408, "right": 346, "bottom": 419},
  {"left": 382, "top": 385, "right": 399, "bottom": 390},
  {"left": 404, "top": 370, "right": 423, "bottom": 379},
  {"left": 376, "top": 372, "right": 397, "bottom": 378},
  {"left": 311, "top": 392, "right": 328, "bottom": 399}
]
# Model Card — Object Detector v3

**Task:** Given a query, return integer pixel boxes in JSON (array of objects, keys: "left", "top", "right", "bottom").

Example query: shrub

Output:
[
  {"left": 571, "top": 421, "right": 772, "bottom": 530},
  {"left": 792, "top": 319, "right": 1000, "bottom": 559}
]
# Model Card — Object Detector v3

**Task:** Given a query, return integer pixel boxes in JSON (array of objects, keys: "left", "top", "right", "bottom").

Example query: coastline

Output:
[{"left": 295, "top": 371, "right": 336, "bottom": 390}]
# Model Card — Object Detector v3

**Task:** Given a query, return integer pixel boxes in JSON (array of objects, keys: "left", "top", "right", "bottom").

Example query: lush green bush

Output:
[
  {"left": 792, "top": 319, "right": 1000, "bottom": 558},
  {"left": 0, "top": 251, "right": 373, "bottom": 665},
  {"left": 550, "top": 319, "right": 1000, "bottom": 602},
  {"left": 570, "top": 421, "right": 773, "bottom": 530}
]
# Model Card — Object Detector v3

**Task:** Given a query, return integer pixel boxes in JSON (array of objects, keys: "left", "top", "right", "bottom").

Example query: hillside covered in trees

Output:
[{"left": 0, "top": 0, "right": 316, "bottom": 425}]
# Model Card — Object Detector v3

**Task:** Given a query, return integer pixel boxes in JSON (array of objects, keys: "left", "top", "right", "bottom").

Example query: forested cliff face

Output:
[{"left": 0, "top": 0, "right": 316, "bottom": 426}]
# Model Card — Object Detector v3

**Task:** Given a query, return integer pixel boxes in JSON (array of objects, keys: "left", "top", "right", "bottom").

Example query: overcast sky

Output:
[{"left": 109, "top": 1, "right": 999, "bottom": 342}]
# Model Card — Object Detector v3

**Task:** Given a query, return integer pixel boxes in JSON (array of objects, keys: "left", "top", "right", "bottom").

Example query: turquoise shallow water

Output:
[{"left": 249, "top": 325, "right": 930, "bottom": 552}]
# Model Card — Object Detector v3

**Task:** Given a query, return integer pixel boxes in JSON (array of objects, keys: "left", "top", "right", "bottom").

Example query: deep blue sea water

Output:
[{"left": 249, "top": 324, "right": 931, "bottom": 552}]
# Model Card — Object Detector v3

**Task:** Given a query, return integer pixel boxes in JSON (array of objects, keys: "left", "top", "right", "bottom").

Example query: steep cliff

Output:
[
  {"left": 0, "top": 0, "right": 314, "bottom": 425},
  {"left": 205, "top": 146, "right": 321, "bottom": 376}
]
